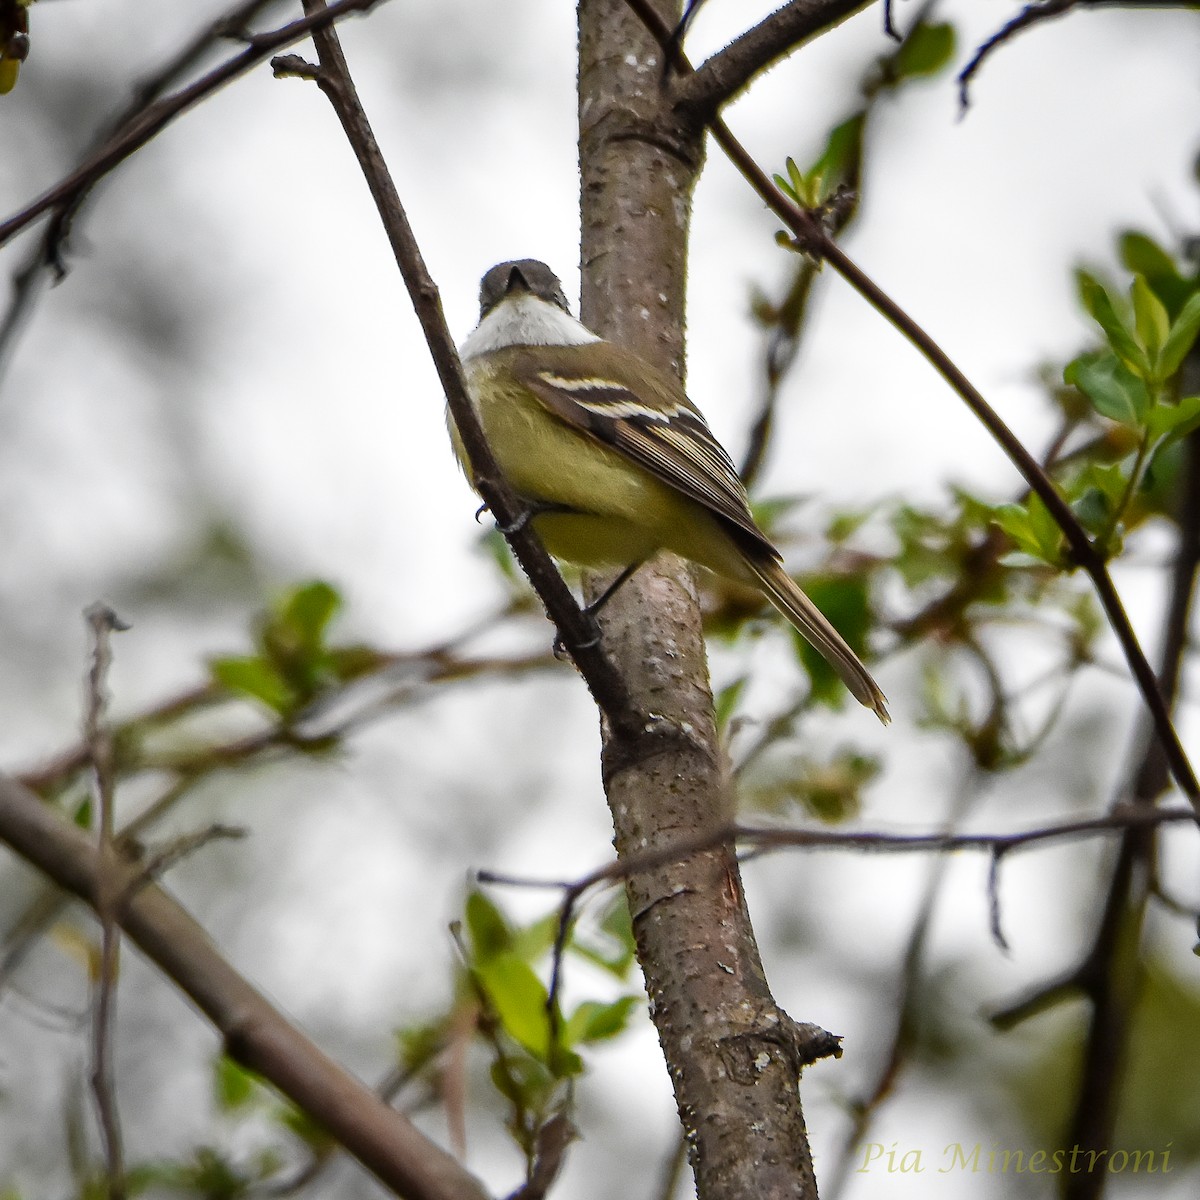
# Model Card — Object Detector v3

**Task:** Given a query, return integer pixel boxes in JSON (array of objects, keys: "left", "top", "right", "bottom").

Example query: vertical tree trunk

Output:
[{"left": 576, "top": 4, "right": 827, "bottom": 1196}]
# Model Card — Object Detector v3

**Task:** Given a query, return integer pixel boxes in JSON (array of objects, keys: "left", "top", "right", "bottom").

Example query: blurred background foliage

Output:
[{"left": 1, "top": 2, "right": 1200, "bottom": 1198}]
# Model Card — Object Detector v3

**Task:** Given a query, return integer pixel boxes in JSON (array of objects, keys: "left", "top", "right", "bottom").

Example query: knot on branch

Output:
[
  {"left": 600, "top": 710, "right": 718, "bottom": 784},
  {"left": 718, "top": 1012, "right": 841, "bottom": 1086},
  {"left": 579, "top": 103, "right": 704, "bottom": 173}
]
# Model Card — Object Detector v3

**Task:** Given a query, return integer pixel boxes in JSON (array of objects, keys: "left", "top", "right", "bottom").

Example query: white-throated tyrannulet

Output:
[{"left": 451, "top": 259, "right": 889, "bottom": 723}]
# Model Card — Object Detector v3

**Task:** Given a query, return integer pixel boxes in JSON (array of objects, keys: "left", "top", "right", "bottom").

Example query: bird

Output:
[{"left": 449, "top": 259, "right": 889, "bottom": 723}]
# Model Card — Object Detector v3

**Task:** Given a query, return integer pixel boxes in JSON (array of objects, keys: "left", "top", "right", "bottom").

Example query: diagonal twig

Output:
[
  {"left": 0, "top": 768, "right": 491, "bottom": 1200},
  {"left": 958, "top": 1, "right": 1200, "bottom": 110},
  {"left": 270, "top": 5, "right": 666, "bottom": 750},
  {"left": 623, "top": 0, "right": 1200, "bottom": 811},
  {"left": 673, "top": 0, "right": 869, "bottom": 117},
  {"left": 0, "top": 0, "right": 389, "bottom": 251},
  {"left": 0, "top": 0, "right": 286, "bottom": 383},
  {"left": 83, "top": 602, "right": 129, "bottom": 1200},
  {"left": 481, "top": 802, "right": 1197, "bottom": 1017}
]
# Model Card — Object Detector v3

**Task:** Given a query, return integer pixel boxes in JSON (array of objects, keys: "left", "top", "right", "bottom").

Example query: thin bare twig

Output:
[
  {"left": 958, "top": 0, "right": 1200, "bottom": 110},
  {"left": 506, "top": 1114, "right": 576, "bottom": 1200},
  {"left": 650, "top": 1132, "right": 690, "bottom": 1200},
  {"left": 3, "top": 642, "right": 554, "bottom": 1002},
  {"left": 959, "top": 0, "right": 1080, "bottom": 111},
  {"left": 482, "top": 803, "right": 1196, "bottom": 1015},
  {"left": 882, "top": 0, "right": 901, "bottom": 40},
  {"left": 624, "top": 0, "right": 1200, "bottom": 811},
  {"left": 0, "top": 768, "right": 491, "bottom": 1200},
  {"left": 986, "top": 847, "right": 1011, "bottom": 951},
  {"left": 1061, "top": 423, "right": 1200, "bottom": 1199},
  {"left": 18, "top": 640, "right": 551, "bottom": 797},
  {"left": 482, "top": 806, "right": 1196, "bottom": 895},
  {"left": 272, "top": 6, "right": 663, "bottom": 751},
  {"left": 0, "top": 0, "right": 388, "bottom": 250},
  {"left": 83, "top": 602, "right": 129, "bottom": 1200},
  {"left": 674, "top": 0, "right": 870, "bottom": 118},
  {"left": 131, "top": 824, "right": 247, "bottom": 894},
  {"left": 0, "top": 0, "right": 286, "bottom": 383}
]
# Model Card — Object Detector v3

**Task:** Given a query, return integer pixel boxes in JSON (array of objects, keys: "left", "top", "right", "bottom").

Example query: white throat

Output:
[{"left": 459, "top": 293, "right": 601, "bottom": 360}]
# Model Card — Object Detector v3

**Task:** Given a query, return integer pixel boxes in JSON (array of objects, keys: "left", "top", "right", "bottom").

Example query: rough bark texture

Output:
[{"left": 577, "top": 3, "right": 824, "bottom": 1197}]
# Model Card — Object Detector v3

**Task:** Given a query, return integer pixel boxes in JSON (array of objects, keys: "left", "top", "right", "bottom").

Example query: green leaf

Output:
[
  {"left": 803, "top": 751, "right": 880, "bottom": 823},
  {"left": 489, "top": 1054, "right": 556, "bottom": 1111},
  {"left": 479, "top": 526, "right": 521, "bottom": 582},
  {"left": 1065, "top": 461, "right": 1128, "bottom": 508},
  {"left": 789, "top": 576, "right": 870, "bottom": 707},
  {"left": 512, "top": 911, "right": 561, "bottom": 962},
  {"left": 72, "top": 795, "right": 93, "bottom": 829},
  {"left": 1071, "top": 487, "right": 1112, "bottom": 537},
  {"left": 1131, "top": 274, "right": 1170, "bottom": 365},
  {"left": 465, "top": 890, "right": 513, "bottom": 961},
  {"left": 748, "top": 493, "right": 806, "bottom": 535},
  {"left": 892, "top": 22, "right": 956, "bottom": 80},
  {"left": 1159, "top": 291, "right": 1200, "bottom": 380},
  {"left": 570, "top": 895, "right": 637, "bottom": 977},
  {"left": 715, "top": 675, "right": 748, "bottom": 733},
  {"left": 277, "top": 1102, "right": 334, "bottom": 1153},
  {"left": 1065, "top": 461, "right": 1129, "bottom": 538},
  {"left": 1147, "top": 394, "right": 1200, "bottom": 445},
  {"left": 806, "top": 114, "right": 864, "bottom": 204},
  {"left": 1064, "top": 351, "right": 1151, "bottom": 426},
  {"left": 548, "top": 1044, "right": 585, "bottom": 1079},
  {"left": 773, "top": 156, "right": 812, "bottom": 206},
  {"left": 395, "top": 1020, "right": 446, "bottom": 1076},
  {"left": 1120, "top": 232, "right": 1178, "bottom": 282},
  {"left": 825, "top": 507, "right": 872, "bottom": 543},
  {"left": 279, "top": 580, "right": 341, "bottom": 650},
  {"left": 1143, "top": 438, "right": 1187, "bottom": 512},
  {"left": 214, "top": 1056, "right": 258, "bottom": 1112},
  {"left": 1077, "top": 272, "right": 1149, "bottom": 377},
  {"left": 210, "top": 655, "right": 293, "bottom": 713},
  {"left": 1119, "top": 232, "right": 1191, "bottom": 317},
  {"left": 741, "top": 748, "right": 878, "bottom": 822},
  {"left": 992, "top": 496, "right": 1064, "bottom": 566},
  {"left": 565, "top": 995, "right": 640, "bottom": 1046},
  {"left": 476, "top": 952, "right": 551, "bottom": 1058},
  {"left": 151, "top": 1147, "right": 252, "bottom": 1198},
  {"left": 785, "top": 155, "right": 809, "bottom": 205}
]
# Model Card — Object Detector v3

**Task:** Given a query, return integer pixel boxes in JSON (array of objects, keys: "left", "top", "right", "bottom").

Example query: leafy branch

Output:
[{"left": 624, "top": 0, "right": 1200, "bottom": 811}]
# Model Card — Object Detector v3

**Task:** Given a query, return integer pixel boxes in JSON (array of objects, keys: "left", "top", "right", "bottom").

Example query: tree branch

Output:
[
  {"left": 0, "top": 770, "right": 491, "bottom": 1200},
  {"left": 624, "top": 0, "right": 1200, "bottom": 812},
  {"left": 675, "top": 0, "right": 870, "bottom": 118},
  {"left": 0, "top": 0, "right": 389, "bottom": 250},
  {"left": 578, "top": 3, "right": 832, "bottom": 1196},
  {"left": 5, "top": 642, "right": 552, "bottom": 1006},
  {"left": 272, "top": 7, "right": 652, "bottom": 746},
  {"left": 1060, "top": 422, "right": 1200, "bottom": 1198},
  {"left": 83, "top": 603, "right": 129, "bottom": 1200},
  {"left": 958, "top": 1, "right": 1200, "bottom": 111},
  {"left": 481, "top": 800, "right": 1196, "bottom": 1025},
  {"left": 0, "top": 0, "right": 287, "bottom": 383},
  {"left": 481, "top": 806, "right": 1197, "bottom": 899}
]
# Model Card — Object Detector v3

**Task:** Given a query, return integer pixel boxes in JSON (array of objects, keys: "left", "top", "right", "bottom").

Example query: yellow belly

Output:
[{"left": 452, "top": 359, "right": 753, "bottom": 583}]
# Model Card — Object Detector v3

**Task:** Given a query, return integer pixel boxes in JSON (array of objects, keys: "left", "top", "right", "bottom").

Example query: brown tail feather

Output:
[{"left": 748, "top": 558, "right": 890, "bottom": 724}]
